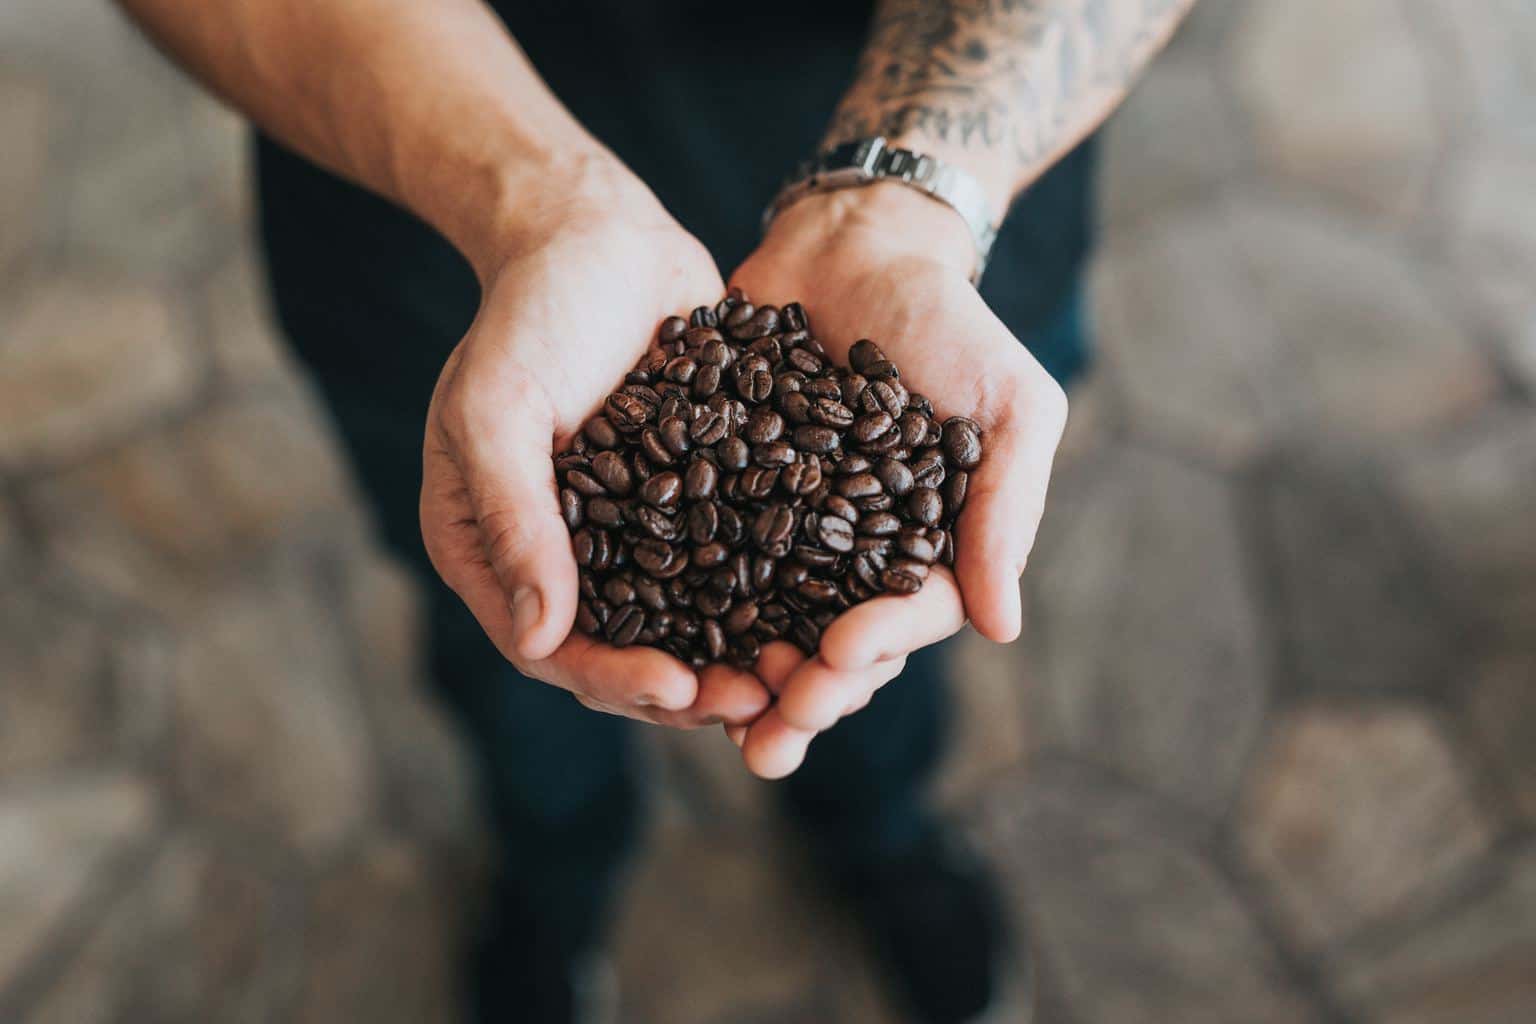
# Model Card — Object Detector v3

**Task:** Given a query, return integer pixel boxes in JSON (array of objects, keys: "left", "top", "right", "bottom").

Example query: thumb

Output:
[{"left": 440, "top": 388, "right": 578, "bottom": 663}]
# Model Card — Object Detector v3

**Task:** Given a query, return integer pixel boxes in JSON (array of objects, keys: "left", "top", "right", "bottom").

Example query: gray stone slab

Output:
[
  {"left": 0, "top": 71, "right": 51, "bottom": 277},
  {"left": 1382, "top": 409, "right": 1536, "bottom": 644},
  {"left": 1464, "top": 652, "right": 1536, "bottom": 826},
  {"left": 1026, "top": 445, "right": 1268, "bottom": 816},
  {"left": 198, "top": 248, "right": 295, "bottom": 387},
  {"left": 972, "top": 760, "right": 1316, "bottom": 1024},
  {"left": 24, "top": 831, "right": 293, "bottom": 1024},
  {"left": 1239, "top": 706, "right": 1498, "bottom": 951},
  {"left": 169, "top": 572, "right": 380, "bottom": 862},
  {"left": 1231, "top": 0, "right": 1440, "bottom": 221},
  {"left": 1333, "top": 846, "right": 1536, "bottom": 1024},
  {"left": 1224, "top": 198, "right": 1499, "bottom": 441},
  {"left": 1100, "top": 59, "right": 1247, "bottom": 227},
  {"left": 1255, "top": 449, "right": 1456, "bottom": 696},
  {"left": 0, "top": 774, "right": 158, "bottom": 996},
  {"left": 341, "top": 556, "right": 482, "bottom": 854},
  {"left": 1090, "top": 207, "right": 1283, "bottom": 464},
  {"left": 0, "top": 279, "right": 198, "bottom": 471},
  {"left": 29, "top": 389, "right": 359, "bottom": 616},
  {"left": 292, "top": 841, "right": 462, "bottom": 1024},
  {"left": 0, "top": 590, "right": 111, "bottom": 778}
]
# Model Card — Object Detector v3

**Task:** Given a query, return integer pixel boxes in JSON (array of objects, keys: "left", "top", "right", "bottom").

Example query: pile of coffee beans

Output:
[{"left": 554, "top": 290, "right": 984, "bottom": 668}]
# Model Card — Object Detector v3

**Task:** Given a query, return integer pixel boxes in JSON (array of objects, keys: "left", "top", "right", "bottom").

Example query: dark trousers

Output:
[{"left": 254, "top": 127, "right": 1094, "bottom": 962}]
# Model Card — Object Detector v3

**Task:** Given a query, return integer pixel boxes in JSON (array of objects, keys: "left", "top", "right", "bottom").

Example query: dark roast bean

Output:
[
  {"left": 565, "top": 469, "right": 606, "bottom": 497},
  {"left": 740, "top": 465, "right": 780, "bottom": 500},
  {"left": 910, "top": 454, "right": 946, "bottom": 489},
  {"left": 753, "top": 442, "right": 797, "bottom": 467},
  {"left": 572, "top": 528, "right": 596, "bottom": 566},
  {"left": 587, "top": 497, "right": 625, "bottom": 527},
  {"left": 782, "top": 302, "right": 808, "bottom": 331},
  {"left": 780, "top": 391, "right": 812, "bottom": 424},
  {"left": 687, "top": 502, "right": 720, "bottom": 544},
  {"left": 716, "top": 436, "right": 750, "bottom": 471},
  {"left": 692, "top": 363, "right": 722, "bottom": 399},
  {"left": 584, "top": 415, "right": 620, "bottom": 449},
  {"left": 898, "top": 411, "right": 931, "bottom": 447},
  {"left": 880, "top": 568, "right": 923, "bottom": 595},
  {"left": 684, "top": 459, "right": 719, "bottom": 501},
  {"left": 724, "top": 600, "right": 760, "bottom": 635},
  {"left": 575, "top": 601, "right": 601, "bottom": 635},
  {"left": 941, "top": 418, "right": 983, "bottom": 469},
  {"left": 908, "top": 487, "right": 943, "bottom": 527},
  {"left": 793, "top": 425, "right": 840, "bottom": 454},
  {"left": 689, "top": 306, "right": 718, "bottom": 329},
  {"left": 744, "top": 407, "right": 785, "bottom": 444},
  {"left": 944, "top": 471, "right": 969, "bottom": 515},
  {"left": 639, "top": 471, "right": 682, "bottom": 509},
  {"left": 659, "top": 316, "right": 688, "bottom": 345},
  {"left": 702, "top": 619, "right": 727, "bottom": 660},
  {"left": 836, "top": 473, "right": 883, "bottom": 500},
  {"left": 591, "top": 450, "right": 634, "bottom": 495},
  {"left": 752, "top": 503, "right": 796, "bottom": 557},
  {"left": 793, "top": 544, "right": 840, "bottom": 569},
  {"left": 851, "top": 412, "right": 894, "bottom": 444},
  {"left": 640, "top": 427, "right": 675, "bottom": 467},
  {"left": 823, "top": 494, "right": 860, "bottom": 523},
  {"left": 848, "top": 339, "right": 885, "bottom": 374},
  {"left": 873, "top": 457, "right": 915, "bottom": 496},
  {"left": 858, "top": 511, "right": 901, "bottom": 537},
  {"left": 810, "top": 398, "right": 855, "bottom": 428},
  {"left": 797, "top": 579, "right": 841, "bottom": 604},
  {"left": 606, "top": 605, "right": 645, "bottom": 646},
  {"left": 689, "top": 410, "right": 728, "bottom": 445},
  {"left": 896, "top": 528, "right": 937, "bottom": 565},
  {"left": 603, "top": 576, "right": 636, "bottom": 607},
  {"left": 560, "top": 488, "right": 584, "bottom": 529},
  {"left": 635, "top": 577, "right": 669, "bottom": 611},
  {"left": 816, "top": 514, "right": 856, "bottom": 553},
  {"left": 692, "top": 541, "right": 729, "bottom": 569}
]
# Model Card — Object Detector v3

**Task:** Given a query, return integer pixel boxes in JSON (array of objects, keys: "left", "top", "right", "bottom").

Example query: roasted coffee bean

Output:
[
  {"left": 744, "top": 407, "right": 785, "bottom": 444},
  {"left": 560, "top": 295, "right": 983, "bottom": 664},
  {"left": 587, "top": 497, "right": 625, "bottom": 528},
  {"left": 560, "top": 488, "right": 584, "bottom": 529},
  {"left": 752, "top": 503, "right": 796, "bottom": 557},
  {"left": 684, "top": 459, "right": 719, "bottom": 501},
  {"left": 724, "top": 600, "right": 760, "bottom": 635},
  {"left": 941, "top": 417, "right": 983, "bottom": 469},
  {"left": 809, "top": 398, "right": 855, "bottom": 428},
  {"left": 686, "top": 502, "right": 720, "bottom": 545},
  {"left": 873, "top": 456, "right": 915, "bottom": 496},
  {"left": 780, "top": 390, "right": 812, "bottom": 424},
  {"left": 638, "top": 471, "right": 682, "bottom": 509},
  {"left": 688, "top": 410, "right": 728, "bottom": 445},
  {"left": 591, "top": 451, "right": 634, "bottom": 495},
  {"left": 851, "top": 411, "right": 894, "bottom": 444},
  {"left": 606, "top": 605, "right": 645, "bottom": 646},
  {"left": 836, "top": 473, "right": 883, "bottom": 500},
  {"left": 858, "top": 511, "right": 902, "bottom": 537},
  {"left": 944, "top": 471, "right": 969, "bottom": 515},
  {"left": 659, "top": 316, "right": 688, "bottom": 345},
  {"left": 908, "top": 487, "right": 944, "bottom": 527}
]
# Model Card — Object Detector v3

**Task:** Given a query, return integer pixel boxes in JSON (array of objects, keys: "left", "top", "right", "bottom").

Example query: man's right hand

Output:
[{"left": 420, "top": 170, "right": 771, "bottom": 728}]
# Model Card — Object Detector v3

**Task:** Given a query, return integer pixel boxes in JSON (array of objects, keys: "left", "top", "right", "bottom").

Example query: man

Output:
[{"left": 118, "top": 1, "right": 1194, "bottom": 1020}]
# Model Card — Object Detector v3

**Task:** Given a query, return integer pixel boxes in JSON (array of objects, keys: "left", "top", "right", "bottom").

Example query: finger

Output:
[
  {"left": 740, "top": 707, "right": 817, "bottom": 780},
  {"left": 531, "top": 633, "right": 698, "bottom": 713},
  {"left": 439, "top": 377, "right": 579, "bottom": 663},
  {"left": 725, "top": 724, "right": 748, "bottom": 748},
  {"left": 649, "top": 663, "right": 772, "bottom": 729},
  {"left": 817, "top": 568, "right": 965, "bottom": 671},
  {"left": 755, "top": 641, "right": 809, "bottom": 697},
  {"left": 956, "top": 375, "right": 1067, "bottom": 643},
  {"left": 775, "top": 654, "right": 908, "bottom": 733}
]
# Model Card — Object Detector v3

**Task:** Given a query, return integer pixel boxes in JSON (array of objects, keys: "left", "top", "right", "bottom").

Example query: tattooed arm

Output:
[{"left": 828, "top": 0, "right": 1199, "bottom": 210}]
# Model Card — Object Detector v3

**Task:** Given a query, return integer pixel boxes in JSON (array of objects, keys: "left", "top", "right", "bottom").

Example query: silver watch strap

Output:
[{"left": 763, "top": 137, "right": 999, "bottom": 286}]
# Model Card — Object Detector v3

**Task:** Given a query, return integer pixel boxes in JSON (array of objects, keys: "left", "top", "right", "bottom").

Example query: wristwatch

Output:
[{"left": 763, "top": 136, "right": 999, "bottom": 286}]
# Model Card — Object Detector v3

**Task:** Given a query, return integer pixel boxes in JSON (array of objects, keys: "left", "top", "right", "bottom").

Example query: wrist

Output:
[
  {"left": 428, "top": 143, "right": 669, "bottom": 283},
  {"left": 763, "top": 182, "right": 978, "bottom": 281}
]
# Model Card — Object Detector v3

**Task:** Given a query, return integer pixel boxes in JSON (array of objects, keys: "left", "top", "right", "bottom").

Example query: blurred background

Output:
[{"left": 3, "top": 0, "right": 1534, "bottom": 1021}]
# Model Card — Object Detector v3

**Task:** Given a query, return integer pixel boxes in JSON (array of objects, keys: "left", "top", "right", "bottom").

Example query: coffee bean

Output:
[
  {"left": 686, "top": 502, "right": 719, "bottom": 544},
  {"left": 911, "top": 454, "right": 946, "bottom": 489},
  {"left": 792, "top": 424, "right": 840, "bottom": 454},
  {"left": 880, "top": 567, "right": 923, "bottom": 595},
  {"left": 836, "top": 473, "right": 883, "bottom": 500},
  {"left": 944, "top": 471, "right": 969, "bottom": 515},
  {"left": 692, "top": 541, "right": 729, "bottom": 568},
  {"left": 873, "top": 457, "right": 915, "bottom": 496},
  {"left": 782, "top": 302, "right": 808, "bottom": 332},
  {"left": 797, "top": 578, "right": 841, "bottom": 604},
  {"left": 603, "top": 576, "right": 636, "bottom": 607},
  {"left": 587, "top": 497, "right": 625, "bottom": 528},
  {"left": 817, "top": 514, "right": 856, "bottom": 553},
  {"left": 724, "top": 600, "right": 760, "bottom": 635},
  {"left": 659, "top": 316, "right": 688, "bottom": 345},
  {"left": 635, "top": 577, "right": 668, "bottom": 611},
  {"left": 752, "top": 503, "right": 796, "bottom": 557},
  {"left": 898, "top": 411, "right": 931, "bottom": 447},
  {"left": 858, "top": 511, "right": 901, "bottom": 537},
  {"left": 809, "top": 398, "right": 855, "bottom": 428},
  {"left": 896, "top": 528, "right": 937, "bottom": 565},
  {"left": 584, "top": 416, "right": 620, "bottom": 449},
  {"left": 908, "top": 487, "right": 943, "bottom": 527},
  {"left": 684, "top": 459, "right": 719, "bottom": 501},
  {"left": 639, "top": 471, "right": 682, "bottom": 509},
  {"left": 591, "top": 451, "right": 633, "bottom": 495},
  {"left": 576, "top": 601, "right": 601, "bottom": 635},
  {"left": 560, "top": 488, "right": 584, "bottom": 529},
  {"left": 606, "top": 605, "right": 645, "bottom": 646},
  {"left": 780, "top": 391, "right": 812, "bottom": 424},
  {"left": 702, "top": 618, "right": 727, "bottom": 660},
  {"left": 823, "top": 494, "right": 860, "bottom": 523},
  {"left": 744, "top": 407, "right": 784, "bottom": 444},
  {"left": 752, "top": 441, "right": 796, "bottom": 467},
  {"left": 851, "top": 412, "right": 894, "bottom": 444},
  {"left": 689, "top": 410, "right": 728, "bottom": 445},
  {"left": 941, "top": 418, "right": 983, "bottom": 469}
]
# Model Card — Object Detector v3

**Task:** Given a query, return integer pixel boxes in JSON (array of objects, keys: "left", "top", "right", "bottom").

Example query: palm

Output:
[{"left": 422, "top": 218, "right": 771, "bottom": 727}]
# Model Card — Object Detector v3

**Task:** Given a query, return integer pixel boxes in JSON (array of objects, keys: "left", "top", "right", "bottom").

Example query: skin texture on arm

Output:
[
  {"left": 828, "top": 0, "right": 1199, "bottom": 210},
  {"left": 728, "top": 0, "right": 1196, "bottom": 777}
]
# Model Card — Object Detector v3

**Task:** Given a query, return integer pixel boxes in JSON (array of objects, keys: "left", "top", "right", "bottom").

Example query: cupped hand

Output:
[
  {"left": 725, "top": 183, "right": 1069, "bottom": 774},
  {"left": 421, "top": 183, "right": 770, "bottom": 728}
]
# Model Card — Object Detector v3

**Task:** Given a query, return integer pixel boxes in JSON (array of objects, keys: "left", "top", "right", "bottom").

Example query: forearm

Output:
[
  {"left": 116, "top": 0, "right": 652, "bottom": 275},
  {"left": 828, "top": 0, "right": 1198, "bottom": 212}
]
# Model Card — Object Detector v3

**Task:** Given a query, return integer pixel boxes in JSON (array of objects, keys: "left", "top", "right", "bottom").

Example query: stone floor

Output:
[{"left": 3, "top": 1, "right": 1535, "bottom": 1022}]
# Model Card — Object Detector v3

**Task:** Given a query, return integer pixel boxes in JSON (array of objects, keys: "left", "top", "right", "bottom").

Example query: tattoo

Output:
[{"left": 829, "top": 0, "right": 1197, "bottom": 188}]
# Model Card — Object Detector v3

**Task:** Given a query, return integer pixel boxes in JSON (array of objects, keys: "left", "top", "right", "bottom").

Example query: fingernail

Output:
[{"left": 510, "top": 587, "right": 542, "bottom": 639}]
